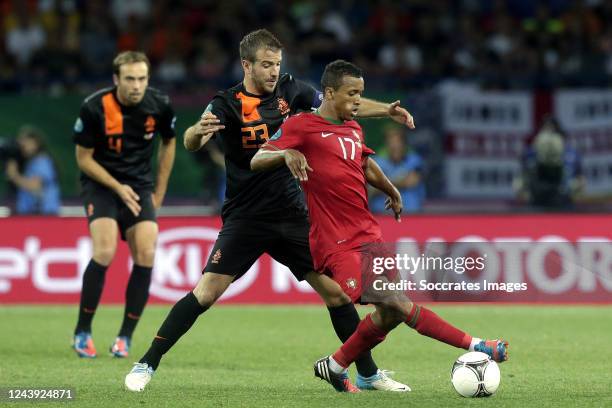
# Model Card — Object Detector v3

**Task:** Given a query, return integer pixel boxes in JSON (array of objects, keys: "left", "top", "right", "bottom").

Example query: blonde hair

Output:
[{"left": 112, "top": 51, "right": 150, "bottom": 76}]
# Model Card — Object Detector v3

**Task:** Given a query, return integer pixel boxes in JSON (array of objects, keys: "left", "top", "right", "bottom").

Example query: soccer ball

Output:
[{"left": 451, "top": 351, "right": 500, "bottom": 397}]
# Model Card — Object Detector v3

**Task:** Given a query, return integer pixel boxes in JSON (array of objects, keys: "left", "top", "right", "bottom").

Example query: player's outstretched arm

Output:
[
  {"left": 183, "top": 112, "right": 225, "bottom": 152},
  {"left": 251, "top": 148, "right": 313, "bottom": 181},
  {"left": 364, "top": 157, "right": 402, "bottom": 221},
  {"left": 357, "top": 99, "right": 415, "bottom": 129},
  {"left": 250, "top": 148, "right": 284, "bottom": 171}
]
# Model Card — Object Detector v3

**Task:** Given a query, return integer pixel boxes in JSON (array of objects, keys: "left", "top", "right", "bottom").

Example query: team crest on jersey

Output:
[
  {"left": 277, "top": 97, "right": 290, "bottom": 115},
  {"left": 346, "top": 278, "right": 358, "bottom": 290},
  {"left": 211, "top": 249, "right": 222, "bottom": 264},
  {"left": 143, "top": 115, "right": 156, "bottom": 140},
  {"left": 145, "top": 115, "right": 156, "bottom": 132}
]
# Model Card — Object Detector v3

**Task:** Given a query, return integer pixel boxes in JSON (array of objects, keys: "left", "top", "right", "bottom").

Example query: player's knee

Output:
[
  {"left": 306, "top": 272, "right": 352, "bottom": 307},
  {"left": 192, "top": 286, "right": 219, "bottom": 308},
  {"left": 321, "top": 290, "right": 352, "bottom": 307},
  {"left": 133, "top": 246, "right": 156, "bottom": 266},
  {"left": 192, "top": 275, "right": 227, "bottom": 307},
  {"left": 93, "top": 245, "right": 116, "bottom": 265}
]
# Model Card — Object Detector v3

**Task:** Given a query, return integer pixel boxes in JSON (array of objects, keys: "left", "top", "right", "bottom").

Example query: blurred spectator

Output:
[
  {"left": 370, "top": 126, "right": 425, "bottom": 214},
  {"left": 192, "top": 36, "right": 230, "bottom": 84},
  {"left": 4, "top": 126, "right": 61, "bottom": 215},
  {"left": 30, "top": 24, "right": 81, "bottom": 89},
  {"left": 156, "top": 49, "right": 188, "bottom": 85},
  {"left": 514, "top": 116, "right": 585, "bottom": 209},
  {"left": 116, "top": 15, "right": 145, "bottom": 51},
  {"left": 79, "top": 3, "right": 117, "bottom": 79},
  {"left": 111, "top": 0, "right": 151, "bottom": 31},
  {"left": 5, "top": 6, "right": 46, "bottom": 67}
]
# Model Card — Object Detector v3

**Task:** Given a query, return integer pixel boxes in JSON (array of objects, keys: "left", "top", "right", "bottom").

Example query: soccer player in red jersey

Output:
[{"left": 251, "top": 60, "right": 509, "bottom": 393}]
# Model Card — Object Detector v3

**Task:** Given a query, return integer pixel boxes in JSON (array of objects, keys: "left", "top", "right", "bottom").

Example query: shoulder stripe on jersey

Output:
[
  {"left": 102, "top": 93, "right": 123, "bottom": 135},
  {"left": 84, "top": 86, "right": 115, "bottom": 103},
  {"left": 236, "top": 92, "right": 262, "bottom": 123}
]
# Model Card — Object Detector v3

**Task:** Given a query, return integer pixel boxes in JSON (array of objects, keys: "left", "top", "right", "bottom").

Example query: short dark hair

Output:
[
  {"left": 239, "top": 29, "right": 283, "bottom": 62},
  {"left": 113, "top": 51, "right": 151, "bottom": 76},
  {"left": 321, "top": 60, "right": 363, "bottom": 91}
]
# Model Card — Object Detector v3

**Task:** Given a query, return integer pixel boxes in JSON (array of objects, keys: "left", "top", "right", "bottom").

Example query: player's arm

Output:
[
  {"left": 356, "top": 98, "right": 415, "bottom": 129},
  {"left": 251, "top": 119, "right": 311, "bottom": 180},
  {"left": 364, "top": 157, "right": 402, "bottom": 221},
  {"left": 75, "top": 145, "right": 141, "bottom": 216},
  {"left": 184, "top": 100, "right": 226, "bottom": 152},
  {"left": 251, "top": 147, "right": 313, "bottom": 181},
  {"left": 184, "top": 112, "right": 224, "bottom": 151},
  {"left": 290, "top": 76, "right": 414, "bottom": 127},
  {"left": 152, "top": 137, "right": 175, "bottom": 209}
]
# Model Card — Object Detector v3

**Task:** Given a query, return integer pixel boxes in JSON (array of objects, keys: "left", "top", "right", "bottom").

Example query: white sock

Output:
[
  {"left": 469, "top": 337, "right": 483, "bottom": 351},
  {"left": 328, "top": 356, "right": 348, "bottom": 374}
]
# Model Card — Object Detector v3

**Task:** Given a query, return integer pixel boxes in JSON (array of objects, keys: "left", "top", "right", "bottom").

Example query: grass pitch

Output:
[{"left": 0, "top": 304, "right": 610, "bottom": 408}]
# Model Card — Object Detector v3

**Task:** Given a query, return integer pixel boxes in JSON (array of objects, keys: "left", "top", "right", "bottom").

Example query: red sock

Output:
[
  {"left": 406, "top": 304, "right": 472, "bottom": 349},
  {"left": 332, "top": 314, "right": 388, "bottom": 368}
]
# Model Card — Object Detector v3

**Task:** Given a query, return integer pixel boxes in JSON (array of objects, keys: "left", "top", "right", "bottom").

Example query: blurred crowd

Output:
[
  {"left": 0, "top": 0, "right": 604, "bottom": 214},
  {"left": 2, "top": 0, "right": 612, "bottom": 94}
]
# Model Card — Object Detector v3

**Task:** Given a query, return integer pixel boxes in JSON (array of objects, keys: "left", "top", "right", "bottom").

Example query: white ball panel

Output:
[{"left": 451, "top": 365, "right": 480, "bottom": 397}]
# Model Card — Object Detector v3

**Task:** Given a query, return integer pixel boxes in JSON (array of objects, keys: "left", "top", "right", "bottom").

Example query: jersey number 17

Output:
[{"left": 337, "top": 137, "right": 360, "bottom": 160}]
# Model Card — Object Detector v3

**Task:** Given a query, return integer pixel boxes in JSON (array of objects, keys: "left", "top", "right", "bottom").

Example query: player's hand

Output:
[
  {"left": 196, "top": 112, "right": 225, "bottom": 142},
  {"left": 388, "top": 100, "right": 415, "bottom": 129},
  {"left": 284, "top": 149, "right": 313, "bottom": 181},
  {"left": 5, "top": 160, "right": 19, "bottom": 181},
  {"left": 385, "top": 188, "right": 403, "bottom": 222},
  {"left": 116, "top": 184, "right": 141, "bottom": 216}
]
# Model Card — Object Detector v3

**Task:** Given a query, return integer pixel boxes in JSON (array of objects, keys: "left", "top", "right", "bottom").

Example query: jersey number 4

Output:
[
  {"left": 241, "top": 124, "right": 269, "bottom": 149},
  {"left": 108, "top": 136, "right": 122, "bottom": 153}
]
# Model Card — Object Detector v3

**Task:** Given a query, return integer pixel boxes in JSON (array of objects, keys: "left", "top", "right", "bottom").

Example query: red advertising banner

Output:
[{"left": 0, "top": 215, "right": 610, "bottom": 304}]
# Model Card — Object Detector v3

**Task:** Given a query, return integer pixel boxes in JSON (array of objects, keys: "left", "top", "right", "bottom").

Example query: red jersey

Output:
[{"left": 264, "top": 111, "right": 382, "bottom": 270}]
